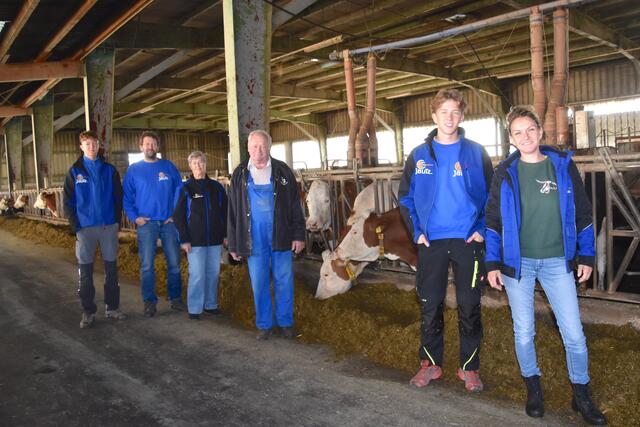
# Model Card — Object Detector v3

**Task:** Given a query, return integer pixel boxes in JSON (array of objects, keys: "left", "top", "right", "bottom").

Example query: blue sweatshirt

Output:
[{"left": 123, "top": 159, "right": 182, "bottom": 222}]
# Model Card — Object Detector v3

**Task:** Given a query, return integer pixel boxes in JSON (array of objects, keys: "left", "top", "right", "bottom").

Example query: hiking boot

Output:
[
  {"left": 572, "top": 383, "right": 607, "bottom": 425},
  {"left": 204, "top": 308, "right": 221, "bottom": 315},
  {"left": 80, "top": 312, "right": 96, "bottom": 329},
  {"left": 188, "top": 313, "right": 201, "bottom": 320},
  {"left": 410, "top": 360, "right": 443, "bottom": 387},
  {"left": 457, "top": 368, "right": 484, "bottom": 392},
  {"left": 105, "top": 308, "right": 127, "bottom": 321},
  {"left": 281, "top": 326, "right": 297, "bottom": 339},
  {"left": 256, "top": 329, "right": 272, "bottom": 341},
  {"left": 523, "top": 375, "right": 544, "bottom": 418},
  {"left": 143, "top": 301, "right": 156, "bottom": 318},
  {"left": 170, "top": 299, "right": 185, "bottom": 311}
]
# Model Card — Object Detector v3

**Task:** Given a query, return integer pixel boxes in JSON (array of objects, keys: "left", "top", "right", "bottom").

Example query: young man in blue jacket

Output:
[
  {"left": 399, "top": 89, "right": 493, "bottom": 392},
  {"left": 123, "top": 130, "right": 184, "bottom": 318},
  {"left": 63, "top": 131, "right": 125, "bottom": 328}
]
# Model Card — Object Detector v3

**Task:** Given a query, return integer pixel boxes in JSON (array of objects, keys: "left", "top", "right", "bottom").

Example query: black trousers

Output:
[{"left": 416, "top": 238, "right": 484, "bottom": 371}]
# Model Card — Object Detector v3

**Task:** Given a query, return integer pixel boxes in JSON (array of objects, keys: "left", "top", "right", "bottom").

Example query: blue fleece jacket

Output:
[
  {"left": 123, "top": 159, "right": 182, "bottom": 222},
  {"left": 398, "top": 127, "right": 494, "bottom": 243},
  {"left": 484, "top": 146, "right": 595, "bottom": 278}
]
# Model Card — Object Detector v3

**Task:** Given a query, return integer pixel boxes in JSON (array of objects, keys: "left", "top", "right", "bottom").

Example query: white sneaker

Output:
[
  {"left": 80, "top": 312, "right": 96, "bottom": 329},
  {"left": 105, "top": 308, "right": 127, "bottom": 320}
]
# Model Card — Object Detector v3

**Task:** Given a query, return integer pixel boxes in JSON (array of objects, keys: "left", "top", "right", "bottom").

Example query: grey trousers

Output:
[{"left": 76, "top": 223, "right": 119, "bottom": 263}]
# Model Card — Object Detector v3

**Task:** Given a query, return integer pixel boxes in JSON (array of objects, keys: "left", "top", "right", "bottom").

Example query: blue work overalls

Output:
[{"left": 246, "top": 174, "right": 294, "bottom": 330}]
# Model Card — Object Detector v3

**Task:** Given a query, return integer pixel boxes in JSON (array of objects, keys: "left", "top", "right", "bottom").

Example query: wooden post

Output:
[
  {"left": 84, "top": 48, "right": 115, "bottom": 158},
  {"left": 32, "top": 92, "right": 54, "bottom": 190},
  {"left": 6, "top": 118, "right": 23, "bottom": 190}
]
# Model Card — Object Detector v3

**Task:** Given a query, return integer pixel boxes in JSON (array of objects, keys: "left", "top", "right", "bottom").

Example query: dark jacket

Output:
[
  {"left": 174, "top": 175, "right": 227, "bottom": 247},
  {"left": 398, "top": 127, "right": 493, "bottom": 242},
  {"left": 63, "top": 155, "right": 123, "bottom": 233},
  {"left": 485, "top": 146, "right": 595, "bottom": 279},
  {"left": 227, "top": 157, "right": 306, "bottom": 257}
]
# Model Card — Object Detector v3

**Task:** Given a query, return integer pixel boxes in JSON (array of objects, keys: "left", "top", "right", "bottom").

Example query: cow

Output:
[
  {"left": 34, "top": 190, "right": 58, "bottom": 217},
  {"left": 13, "top": 194, "right": 28, "bottom": 210},
  {"left": 305, "top": 180, "right": 331, "bottom": 231},
  {"left": 346, "top": 180, "right": 399, "bottom": 226},
  {"left": 315, "top": 208, "right": 417, "bottom": 299},
  {"left": 0, "top": 197, "right": 13, "bottom": 215}
]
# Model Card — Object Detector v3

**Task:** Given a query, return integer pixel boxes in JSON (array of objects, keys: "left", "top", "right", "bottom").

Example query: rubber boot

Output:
[
  {"left": 103, "top": 260, "right": 120, "bottom": 311},
  {"left": 78, "top": 263, "right": 96, "bottom": 314},
  {"left": 523, "top": 375, "right": 544, "bottom": 418},
  {"left": 572, "top": 383, "right": 607, "bottom": 425}
]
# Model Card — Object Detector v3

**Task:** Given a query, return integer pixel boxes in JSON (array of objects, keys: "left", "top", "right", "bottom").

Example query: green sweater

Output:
[{"left": 517, "top": 157, "right": 564, "bottom": 259}]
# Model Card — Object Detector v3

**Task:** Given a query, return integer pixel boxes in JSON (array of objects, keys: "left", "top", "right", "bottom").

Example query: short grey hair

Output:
[
  {"left": 248, "top": 129, "right": 272, "bottom": 146},
  {"left": 187, "top": 150, "right": 206, "bottom": 163}
]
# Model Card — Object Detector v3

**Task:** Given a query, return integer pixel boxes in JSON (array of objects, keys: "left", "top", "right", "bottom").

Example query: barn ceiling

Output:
[{"left": 0, "top": 0, "right": 639, "bottom": 134}]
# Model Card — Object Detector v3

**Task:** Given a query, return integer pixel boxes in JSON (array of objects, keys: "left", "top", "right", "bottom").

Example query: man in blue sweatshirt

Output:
[
  {"left": 399, "top": 89, "right": 493, "bottom": 392},
  {"left": 63, "top": 130, "right": 125, "bottom": 328},
  {"left": 123, "top": 130, "right": 184, "bottom": 318}
]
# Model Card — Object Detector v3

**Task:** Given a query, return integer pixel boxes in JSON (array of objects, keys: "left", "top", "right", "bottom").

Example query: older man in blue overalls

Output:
[{"left": 227, "top": 130, "right": 306, "bottom": 340}]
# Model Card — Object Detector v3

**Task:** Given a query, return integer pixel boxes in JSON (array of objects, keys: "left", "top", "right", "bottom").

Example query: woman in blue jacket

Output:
[
  {"left": 485, "top": 106, "right": 606, "bottom": 425},
  {"left": 174, "top": 151, "right": 227, "bottom": 320}
]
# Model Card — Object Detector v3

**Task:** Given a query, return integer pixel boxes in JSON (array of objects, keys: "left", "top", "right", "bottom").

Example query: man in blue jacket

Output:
[
  {"left": 123, "top": 130, "right": 184, "bottom": 318},
  {"left": 399, "top": 89, "right": 493, "bottom": 392},
  {"left": 63, "top": 130, "right": 125, "bottom": 328}
]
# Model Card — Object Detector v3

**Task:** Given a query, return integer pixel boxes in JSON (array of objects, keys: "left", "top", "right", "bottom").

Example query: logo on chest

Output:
[
  {"left": 452, "top": 162, "right": 462, "bottom": 177},
  {"left": 415, "top": 159, "right": 433, "bottom": 175},
  {"left": 536, "top": 179, "right": 558, "bottom": 194},
  {"left": 76, "top": 174, "right": 87, "bottom": 184},
  {"left": 158, "top": 172, "right": 169, "bottom": 181}
]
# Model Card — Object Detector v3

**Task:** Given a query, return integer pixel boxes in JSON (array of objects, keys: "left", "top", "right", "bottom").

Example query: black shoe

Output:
[
  {"left": 523, "top": 375, "right": 544, "bottom": 418},
  {"left": 204, "top": 308, "right": 221, "bottom": 315},
  {"left": 170, "top": 299, "right": 185, "bottom": 311},
  {"left": 188, "top": 313, "right": 200, "bottom": 320},
  {"left": 256, "top": 329, "right": 272, "bottom": 340},
  {"left": 572, "top": 383, "right": 607, "bottom": 425},
  {"left": 281, "top": 326, "right": 297, "bottom": 339},
  {"left": 143, "top": 301, "right": 156, "bottom": 318}
]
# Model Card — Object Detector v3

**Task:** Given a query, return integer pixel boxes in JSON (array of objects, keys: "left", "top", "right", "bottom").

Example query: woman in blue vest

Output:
[
  {"left": 174, "top": 151, "right": 227, "bottom": 320},
  {"left": 485, "top": 106, "right": 606, "bottom": 425}
]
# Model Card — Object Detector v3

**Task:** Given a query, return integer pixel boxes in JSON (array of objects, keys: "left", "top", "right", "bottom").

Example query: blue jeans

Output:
[
  {"left": 503, "top": 257, "right": 589, "bottom": 384},
  {"left": 247, "top": 250, "right": 294, "bottom": 330},
  {"left": 136, "top": 221, "right": 182, "bottom": 303},
  {"left": 186, "top": 245, "right": 222, "bottom": 314}
]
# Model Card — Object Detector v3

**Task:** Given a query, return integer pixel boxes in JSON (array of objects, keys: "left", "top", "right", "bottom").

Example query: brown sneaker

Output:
[
  {"left": 410, "top": 360, "right": 442, "bottom": 387},
  {"left": 457, "top": 368, "right": 484, "bottom": 392}
]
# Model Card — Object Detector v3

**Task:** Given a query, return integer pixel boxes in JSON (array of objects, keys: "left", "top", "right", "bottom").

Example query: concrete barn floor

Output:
[{"left": 0, "top": 229, "right": 575, "bottom": 427}]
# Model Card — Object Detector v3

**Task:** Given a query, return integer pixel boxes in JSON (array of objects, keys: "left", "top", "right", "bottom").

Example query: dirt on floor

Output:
[{"left": 2, "top": 216, "right": 638, "bottom": 426}]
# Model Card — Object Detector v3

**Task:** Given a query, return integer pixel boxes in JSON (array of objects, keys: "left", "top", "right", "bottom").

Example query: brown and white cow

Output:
[
  {"left": 346, "top": 180, "right": 399, "bottom": 226},
  {"left": 13, "top": 194, "right": 28, "bottom": 210},
  {"left": 34, "top": 190, "right": 58, "bottom": 217},
  {"left": 315, "top": 208, "right": 417, "bottom": 299},
  {"left": 0, "top": 197, "right": 13, "bottom": 215}
]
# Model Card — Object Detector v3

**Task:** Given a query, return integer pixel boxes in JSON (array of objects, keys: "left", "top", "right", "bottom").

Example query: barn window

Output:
[
  {"left": 326, "top": 135, "right": 348, "bottom": 167},
  {"left": 584, "top": 97, "right": 640, "bottom": 116},
  {"left": 292, "top": 140, "right": 321, "bottom": 170},
  {"left": 270, "top": 143, "right": 286, "bottom": 163}
]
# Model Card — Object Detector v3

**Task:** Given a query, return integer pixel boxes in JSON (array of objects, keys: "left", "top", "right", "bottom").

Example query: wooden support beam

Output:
[
  {"left": 0, "top": 0, "right": 39, "bottom": 63},
  {"left": 116, "top": 102, "right": 228, "bottom": 116},
  {"left": 0, "top": 60, "right": 84, "bottom": 83},
  {"left": 0, "top": 106, "right": 30, "bottom": 118},
  {"left": 107, "top": 22, "right": 225, "bottom": 49},
  {"left": 114, "top": 117, "right": 219, "bottom": 131},
  {"left": 20, "top": 0, "right": 153, "bottom": 109},
  {"left": 176, "top": 0, "right": 221, "bottom": 26},
  {"left": 34, "top": 0, "right": 97, "bottom": 62}
]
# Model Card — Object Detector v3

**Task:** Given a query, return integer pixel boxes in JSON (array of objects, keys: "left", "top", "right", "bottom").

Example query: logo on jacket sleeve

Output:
[
  {"left": 280, "top": 177, "right": 288, "bottom": 185},
  {"left": 415, "top": 159, "right": 433, "bottom": 175},
  {"left": 192, "top": 193, "right": 203, "bottom": 199},
  {"left": 76, "top": 174, "right": 87, "bottom": 184},
  {"left": 158, "top": 172, "right": 169, "bottom": 181}
]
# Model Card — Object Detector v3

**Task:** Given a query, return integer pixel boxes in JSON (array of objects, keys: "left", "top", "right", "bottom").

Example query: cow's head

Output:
[
  {"left": 0, "top": 197, "right": 12, "bottom": 212},
  {"left": 305, "top": 180, "right": 331, "bottom": 231},
  {"left": 13, "top": 195, "right": 28, "bottom": 209},
  {"left": 335, "top": 215, "right": 379, "bottom": 262},
  {"left": 34, "top": 191, "right": 58, "bottom": 217},
  {"left": 316, "top": 250, "right": 368, "bottom": 299}
]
